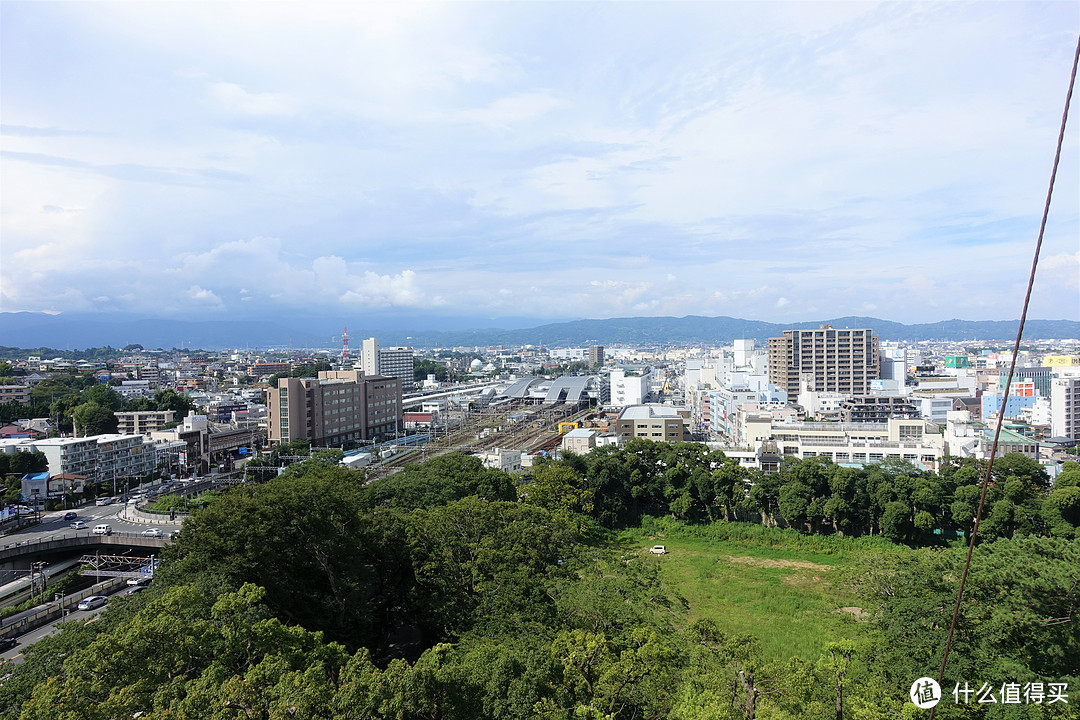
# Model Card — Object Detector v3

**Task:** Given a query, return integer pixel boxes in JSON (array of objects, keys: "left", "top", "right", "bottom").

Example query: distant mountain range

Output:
[{"left": 0, "top": 312, "right": 1077, "bottom": 351}]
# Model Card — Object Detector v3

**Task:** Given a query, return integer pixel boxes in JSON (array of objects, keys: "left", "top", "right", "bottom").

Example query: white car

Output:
[
  {"left": 77, "top": 596, "right": 107, "bottom": 611},
  {"left": 70, "top": 520, "right": 87, "bottom": 530},
  {"left": 141, "top": 528, "right": 163, "bottom": 538},
  {"left": 126, "top": 576, "right": 151, "bottom": 587},
  {"left": 649, "top": 545, "right": 668, "bottom": 555}
]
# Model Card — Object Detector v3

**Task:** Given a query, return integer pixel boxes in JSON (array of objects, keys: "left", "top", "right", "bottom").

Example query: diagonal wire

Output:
[{"left": 928, "top": 31, "right": 1080, "bottom": 719}]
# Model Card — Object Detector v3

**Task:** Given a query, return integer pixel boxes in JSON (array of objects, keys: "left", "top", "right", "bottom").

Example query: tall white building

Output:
[
  {"left": 361, "top": 337, "right": 380, "bottom": 377},
  {"left": 1051, "top": 376, "right": 1080, "bottom": 440}
]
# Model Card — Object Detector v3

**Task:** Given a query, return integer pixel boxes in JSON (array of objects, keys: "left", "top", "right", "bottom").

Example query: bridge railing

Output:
[{"left": 0, "top": 531, "right": 170, "bottom": 562}]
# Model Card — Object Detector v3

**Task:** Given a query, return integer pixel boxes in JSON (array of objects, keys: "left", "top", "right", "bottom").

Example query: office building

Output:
[
  {"left": 768, "top": 325, "right": 880, "bottom": 397},
  {"left": 268, "top": 370, "right": 402, "bottom": 446}
]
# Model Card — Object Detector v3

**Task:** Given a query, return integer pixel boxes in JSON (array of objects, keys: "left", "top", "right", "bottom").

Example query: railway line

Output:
[{"left": 364, "top": 403, "right": 594, "bottom": 480}]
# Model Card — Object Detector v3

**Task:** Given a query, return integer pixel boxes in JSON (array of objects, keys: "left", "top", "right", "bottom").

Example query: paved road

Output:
[
  {"left": 0, "top": 584, "right": 129, "bottom": 667},
  {"left": 0, "top": 505, "right": 176, "bottom": 549}
]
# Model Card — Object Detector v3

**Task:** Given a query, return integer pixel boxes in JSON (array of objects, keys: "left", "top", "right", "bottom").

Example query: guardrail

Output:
[
  {"left": 0, "top": 531, "right": 169, "bottom": 562},
  {"left": 0, "top": 577, "right": 127, "bottom": 640}
]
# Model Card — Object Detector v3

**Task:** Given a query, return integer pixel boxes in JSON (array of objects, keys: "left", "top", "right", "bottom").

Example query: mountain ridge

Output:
[{"left": 1, "top": 312, "right": 1077, "bottom": 350}]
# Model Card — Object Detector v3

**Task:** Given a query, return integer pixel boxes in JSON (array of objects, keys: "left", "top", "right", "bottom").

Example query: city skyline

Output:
[{"left": 2, "top": 2, "right": 1078, "bottom": 325}]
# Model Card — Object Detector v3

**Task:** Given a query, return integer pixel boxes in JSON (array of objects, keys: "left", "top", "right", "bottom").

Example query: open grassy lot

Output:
[{"left": 615, "top": 518, "right": 893, "bottom": 662}]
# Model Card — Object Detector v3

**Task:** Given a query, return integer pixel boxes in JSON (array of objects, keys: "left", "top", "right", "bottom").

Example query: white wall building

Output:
[
  {"left": 738, "top": 417, "right": 944, "bottom": 469},
  {"left": 1051, "top": 376, "right": 1080, "bottom": 440},
  {"left": 609, "top": 369, "right": 649, "bottom": 408},
  {"left": 361, "top": 337, "right": 380, "bottom": 377},
  {"left": 479, "top": 447, "right": 522, "bottom": 474}
]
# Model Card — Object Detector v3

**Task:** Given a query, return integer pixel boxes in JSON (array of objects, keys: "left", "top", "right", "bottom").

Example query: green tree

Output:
[
  {"left": 523, "top": 463, "right": 594, "bottom": 531},
  {"left": 165, "top": 462, "right": 409, "bottom": 651},
  {"left": 71, "top": 402, "right": 117, "bottom": 436}
]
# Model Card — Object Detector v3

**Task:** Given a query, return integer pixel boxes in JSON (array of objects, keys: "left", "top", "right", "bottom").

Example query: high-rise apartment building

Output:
[
  {"left": 267, "top": 370, "right": 402, "bottom": 446},
  {"left": 767, "top": 325, "right": 880, "bottom": 397},
  {"left": 379, "top": 347, "right": 414, "bottom": 389},
  {"left": 589, "top": 345, "right": 605, "bottom": 367}
]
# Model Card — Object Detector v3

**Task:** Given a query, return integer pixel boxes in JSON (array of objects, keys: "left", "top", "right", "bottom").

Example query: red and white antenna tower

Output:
[{"left": 341, "top": 326, "right": 350, "bottom": 362}]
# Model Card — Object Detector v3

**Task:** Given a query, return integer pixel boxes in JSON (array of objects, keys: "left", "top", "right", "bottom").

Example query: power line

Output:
[{"left": 929, "top": 31, "right": 1080, "bottom": 720}]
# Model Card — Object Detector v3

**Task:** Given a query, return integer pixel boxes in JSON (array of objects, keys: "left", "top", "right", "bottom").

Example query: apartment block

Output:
[
  {"left": 838, "top": 396, "right": 920, "bottom": 423},
  {"left": 379, "top": 347, "right": 414, "bottom": 389},
  {"left": 0, "top": 385, "right": 31, "bottom": 405},
  {"left": 768, "top": 325, "right": 880, "bottom": 397},
  {"left": 268, "top": 370, "right": 402, "bottom": 446},
  {"left": 27, "top": 437, "right": 98, "bottom": 477},
  {"left": 589, "top": 345, "right": 605, "bottom": 367},
  {"left": 115, "top": 410, "right": 176, "bottom": 435}
]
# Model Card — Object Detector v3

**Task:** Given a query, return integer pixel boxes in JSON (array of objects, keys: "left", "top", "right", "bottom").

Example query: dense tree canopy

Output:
[{"left": 2, "top": 443, "right": 1077, "bottom": 719}]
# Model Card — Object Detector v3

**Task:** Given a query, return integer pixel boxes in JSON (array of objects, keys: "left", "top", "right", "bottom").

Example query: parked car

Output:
[
  {"left": 649, "top": 545, "right": 668, "bottom": 555},
  {"left": 70, "top": 520, "right": 87, "bottom": 529},
  {"left": 141, "top": 528, "right": 163, "bottom": 538},
  {"left": 77, "top": 595, "right": 107, "bottom": 611},
  {"left": 63, "top": 511, "right": 78, "bottom": 521}
]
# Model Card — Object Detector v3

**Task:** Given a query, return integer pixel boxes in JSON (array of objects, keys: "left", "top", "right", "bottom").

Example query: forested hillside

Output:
[{"left": 1, "top": 446, "right": 1077, "bottom": 719}]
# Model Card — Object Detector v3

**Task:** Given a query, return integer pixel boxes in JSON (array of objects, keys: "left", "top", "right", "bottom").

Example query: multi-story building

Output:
[
  {"left": 379, "top": 347, "right": 414, "bottom": 389},
  {"left": 479, "top": 448, "right": 522, "bottom": 474},
  {"left": 26, "top": 437, "right": 98, "bottom": 477},
  {"left": 268, "top": 370, "right": 402, "bottom": 446},
  {"left": 735, "top": 416, "right": 943, "bottom": 469},
  {"left": 609, "top": 369, "right": 649, "bottom": 408},
  {"left": 838, "top": 396, "right": 920, "bottom": 424},
  {"left": 614, "top": 405, "right": 691, "bottom": 442},
  {"left": 768, "top": 325, "right": 880, "bottom": 398},
  {"left": 115, "top": 410, "right": 176, "bottom": 435},
  {"left": 136, "top": 365, "right": 161, "bottom": 385},
  {"left": 562, "top": 428, "right": 598, "bottom": 454},
  {"left": 251, "top": 361, "right": 291, "bottom": 378},
  {"left": 589, "top": 345, "right": 605, "bottom": 367},
  {"left": 0, "top": 385, "right": 31, "bottom": 405},
  {"left": 1051, "top": 376, "right": 1080, "bottom": 440},
  {"left": 361, "top": 338, "right": 380, "bottom": 377},
  {"left": 115, "top": 380, "right": 154, "bottom": 400},
  {"left": 943, "top": 410, "right": 1040, "bottom": 460},
  {"left": 95, "top": 434, "right": 157, "bottom": 485}
]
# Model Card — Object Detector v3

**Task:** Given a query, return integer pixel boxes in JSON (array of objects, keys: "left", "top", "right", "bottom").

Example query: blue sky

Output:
[{"left": 2, "top": 1, "right": 1078, "bottom": 326}]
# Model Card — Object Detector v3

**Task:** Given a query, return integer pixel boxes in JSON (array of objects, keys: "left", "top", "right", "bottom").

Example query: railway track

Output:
[{"left": 363, "top": 404, "right": 594, "bottom": 480}]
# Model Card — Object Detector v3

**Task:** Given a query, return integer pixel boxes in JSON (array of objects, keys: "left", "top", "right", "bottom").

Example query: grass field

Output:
[{"left": 615, "top": 518, "right": 885, "bottom": 663}]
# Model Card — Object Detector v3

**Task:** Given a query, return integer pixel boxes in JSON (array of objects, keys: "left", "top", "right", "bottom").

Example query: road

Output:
[
  {"left": 0, "top": 504, "right": 177, "bottom": 550},
  {"left": 0, "top": 583, "right": 129, "bottom": 667}
]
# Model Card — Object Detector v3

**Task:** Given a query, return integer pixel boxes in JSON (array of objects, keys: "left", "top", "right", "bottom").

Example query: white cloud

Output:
[
  {"left": 208, "top": 82, "right": 294, "bottom": 116},
  {"left": 1, "top": 2, "right": 1076, "bottom": 323},
  {"left": 186, "top": 285, "right": 223, "bottom": 308}
]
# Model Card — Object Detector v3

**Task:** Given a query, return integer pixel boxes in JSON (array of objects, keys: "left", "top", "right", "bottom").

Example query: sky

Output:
[{"left": 2, "top": 1, "right": 1078, "bottom": 327}]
